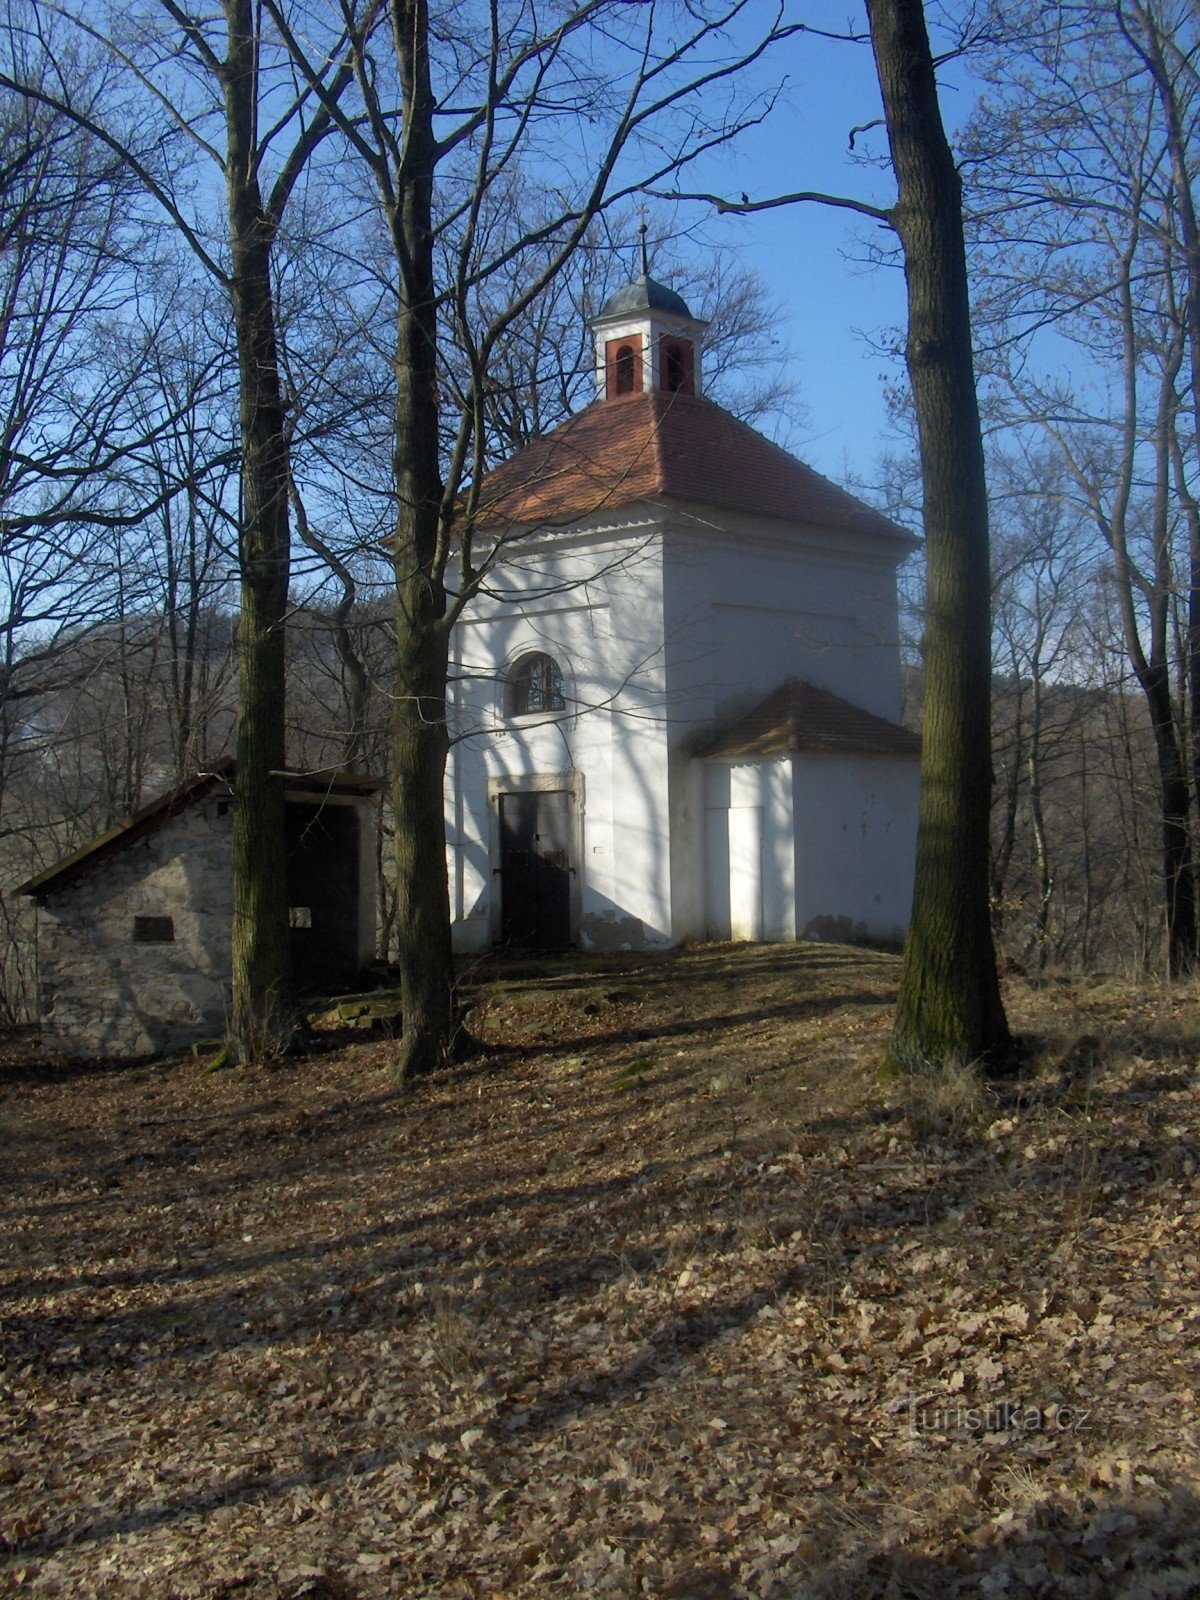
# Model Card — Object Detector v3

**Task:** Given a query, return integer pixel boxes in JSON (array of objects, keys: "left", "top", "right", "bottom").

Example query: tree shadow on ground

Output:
[
  {"left": 4, "top": 948, "right": 1197, "bottom": 1591},
  {"left": 663, "top": 1476, "right": 1200, "bottom": 1598},
  {"left": 4, "top": 1044, "right": 1193, "bottom": 1386},
  {"left": 490, "top": 991, "right": 896, "bottom": 1061},
  {"left": 0, "top": 1045, "right": 158, "bottom": 1088},
  {"left": 460, "top": 941, "right": 897, "bottom": 998}
]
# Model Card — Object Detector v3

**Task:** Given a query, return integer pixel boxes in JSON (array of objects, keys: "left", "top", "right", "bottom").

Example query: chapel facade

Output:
[{"left": 446, "top": 265, "right": 921, "bottom": 954}]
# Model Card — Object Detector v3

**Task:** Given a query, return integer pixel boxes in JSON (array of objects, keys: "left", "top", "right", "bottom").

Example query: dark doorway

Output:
[
  {"left": 499, "top": 789, "right": 573, "bottom": 950},
  {"left": 285, "top": 802, "right": 361, "bottom": 994}
]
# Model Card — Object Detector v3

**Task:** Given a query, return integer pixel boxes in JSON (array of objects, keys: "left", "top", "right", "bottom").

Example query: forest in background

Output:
[{"left": 4, "top": 0, "right": 1200, "bottom": 1025}]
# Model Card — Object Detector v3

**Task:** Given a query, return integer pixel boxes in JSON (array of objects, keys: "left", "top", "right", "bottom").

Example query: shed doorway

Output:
[
  {"left": 285, "top": 802, "right": 362, "bottom": 993},
  {"left": 499, "top": 789, "right": 573, "bottom": 949}
]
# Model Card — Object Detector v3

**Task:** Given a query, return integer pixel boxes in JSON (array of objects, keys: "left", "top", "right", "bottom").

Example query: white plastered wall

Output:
[
  {"left": 663, "top": 516, "right": 912, "bottom": 942},
  {"left": 791, "top": 752, "right": 919, "bottom": 943},
  {"left": 446, "top": 487, "right": 918, "bottom": 954},
  {"left": 446, "top": 515, "right": 675, "bottom": 952}
]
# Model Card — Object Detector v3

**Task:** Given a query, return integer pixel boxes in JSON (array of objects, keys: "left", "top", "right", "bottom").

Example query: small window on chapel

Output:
[
  {"left": 133, "top": 915, "right": 175, "bottom": 943},
  {"left": 508, "top": 652, "right": 565, "bottom": 717}
]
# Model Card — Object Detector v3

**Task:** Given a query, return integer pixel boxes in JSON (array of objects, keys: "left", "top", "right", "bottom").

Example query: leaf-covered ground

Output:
[{"left": 2, "top": 943, "right": 1199, "bottom": 1599}]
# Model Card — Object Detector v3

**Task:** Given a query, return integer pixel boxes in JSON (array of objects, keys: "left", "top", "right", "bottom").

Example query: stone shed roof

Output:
[
  {"left": 698, "top": 680, "right": 921, "bottom": 761},
  {"left": 470, "top": 391, "right": 915, "bottom": 544},
  {"left": 17, "top": 761, "right": 382, "bottom": 901}
]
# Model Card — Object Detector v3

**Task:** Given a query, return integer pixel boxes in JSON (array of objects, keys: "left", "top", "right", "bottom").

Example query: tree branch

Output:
[{"left": 647, "top": 186, "right": 894, "bottom": 226}]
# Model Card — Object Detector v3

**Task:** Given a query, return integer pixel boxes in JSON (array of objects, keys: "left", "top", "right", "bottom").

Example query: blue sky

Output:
[{"left": 672, "top": 4, "right": 977, "bottom": 486}]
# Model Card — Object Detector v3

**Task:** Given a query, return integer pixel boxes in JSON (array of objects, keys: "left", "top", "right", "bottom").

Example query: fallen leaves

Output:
[{"left": 0, "top": 946, "right": 1198, "bottom": 1597}]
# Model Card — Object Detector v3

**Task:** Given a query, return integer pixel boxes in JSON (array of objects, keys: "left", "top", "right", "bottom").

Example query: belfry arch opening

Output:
[
  {"left": 661, "top": 339, "right": 695, "bottom": 395},
  {"left": 604, "top": 333, "right": 644, "bottom": 399}
]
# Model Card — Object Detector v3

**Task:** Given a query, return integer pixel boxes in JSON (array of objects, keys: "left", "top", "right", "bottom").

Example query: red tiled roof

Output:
[
  {"left": 471, "top": 391, "right": 913, "bottom": 543},
  {"left": 700, "top": 680, "right": 921, "bottom": 760}
]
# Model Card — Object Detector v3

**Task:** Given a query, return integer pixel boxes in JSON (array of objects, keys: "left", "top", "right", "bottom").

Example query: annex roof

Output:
[
  {"left": 470, "top": 391, "right": 914, "bottom": 544},
  {"left": 17, "top": 762, "right": 382, "bottom": 900},
  {"left": 698, "top": 679, "right": 921, "bottom": 761}
]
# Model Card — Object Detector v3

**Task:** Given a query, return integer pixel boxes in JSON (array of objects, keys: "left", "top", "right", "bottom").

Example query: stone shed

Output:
[{"left": 17, "top": 762, "right": 380, "bottom": 1058}]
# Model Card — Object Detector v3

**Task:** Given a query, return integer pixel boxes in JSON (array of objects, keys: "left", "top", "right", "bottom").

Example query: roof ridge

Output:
[{"left": 576, "top": 393, "right": 666, "bottom": 516}]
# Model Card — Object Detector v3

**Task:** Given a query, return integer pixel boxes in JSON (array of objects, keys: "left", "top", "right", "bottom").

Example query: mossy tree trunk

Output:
[
  {"left": 867, "top": 0, "right": 1013, "bottom": 1071},
  {"left": 223, "top": 0, "right": 297, "bottom": 1061}
]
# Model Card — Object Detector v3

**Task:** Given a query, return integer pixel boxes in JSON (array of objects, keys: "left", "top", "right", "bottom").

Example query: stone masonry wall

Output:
[{"left": 37, "top": 801, "right": 234, "bottom": 1058}]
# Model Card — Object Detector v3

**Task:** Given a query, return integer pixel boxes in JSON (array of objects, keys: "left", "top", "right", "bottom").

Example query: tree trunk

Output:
[
  {"left": 389, "top": 0, "right": 458, "bottom": 1079},
  {"left": 1077, "top": 717, "right": 1094, "bottom": 968},
  {"left": 223, "top": 0, "right": 297, "bottom": 1061},
  {"left": 989, "top": 662, "right": 1024, "bottom": 943},
  {"left": 1142, "top": 663, "right": 1197, "bottom": 975},
  {"left": 1128, "top": 1, "right": 1200, "bottom": 974},
  {"left": 867, "top": 0, "right": 1013, "bottom": 1071},
  {"left": 1027, "top": 669, "right": 1053, "bottom": 971},
  {"left": 1187, "top": 505, "right": 1200, "bottom": 957}
]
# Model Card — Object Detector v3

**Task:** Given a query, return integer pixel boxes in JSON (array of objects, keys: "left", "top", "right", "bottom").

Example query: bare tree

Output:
[
  {"left": 1, "top": 0, "right": 372, "bottom": 1058},
  {"left": 966, "top": 0, "right": 1200, "bottom": 975},
  {"left": 266, "top": 0, "right": 795, "bottom": 1076},
  {"left": 136, "top": 299, "right": 240, "bottom": 781},
  {"left": 861, "top": 0, "right": 1012, "bottom": 1069},
  {"left": 988, "top": 450, "right": 1096, "bottom": 968},
  {"left": 661, "top": 2, "right": 1012, "bottom": 1068},
  {"left": 0, "top": 55, "right": 172, "bottom": 1018}
]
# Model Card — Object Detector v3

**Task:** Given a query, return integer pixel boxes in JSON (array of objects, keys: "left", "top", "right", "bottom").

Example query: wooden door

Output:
[{"left": 499, "top": 790, "right": 573, "bottom": 949}]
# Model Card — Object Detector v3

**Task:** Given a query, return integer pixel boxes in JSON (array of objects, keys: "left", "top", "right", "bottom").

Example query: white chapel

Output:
[{"left": 446, "top": 262, "right": 921, "bottom": 954}]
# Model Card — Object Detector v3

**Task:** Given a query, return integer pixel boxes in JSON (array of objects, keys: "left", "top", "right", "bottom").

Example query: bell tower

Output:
[{"left": 588, "top": 228, "right": 708, "bottom": 402}]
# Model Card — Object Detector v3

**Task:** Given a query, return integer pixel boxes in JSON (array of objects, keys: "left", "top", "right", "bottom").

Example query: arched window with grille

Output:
[{"left": 508, "top": 651, "right": 565, "bottom": 716}]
